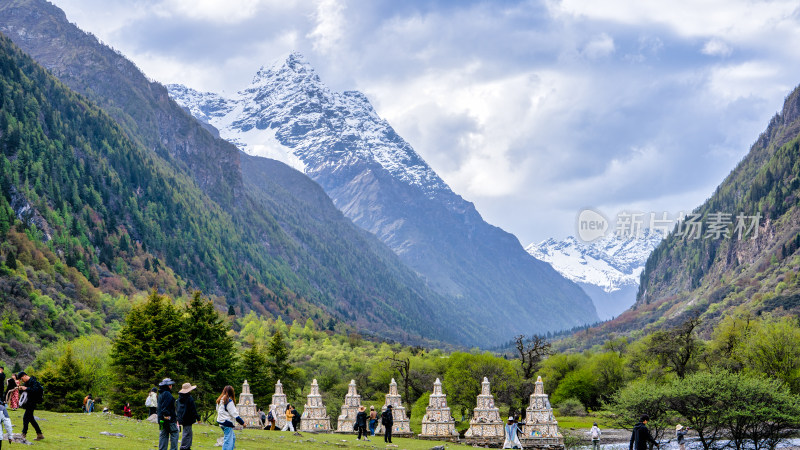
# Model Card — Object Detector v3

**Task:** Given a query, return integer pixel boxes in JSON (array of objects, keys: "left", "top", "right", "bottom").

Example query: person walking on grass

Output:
[
  {"left": 17, "top": 371, "right": 43, "bottom": 441},
  {"left": 157, "top": 378, "right": 179, "bottom": 450},
  {"left": 355, "top": 405, "right": 369, "bottom": 441},
  {"left": 176, "top": 383, "right": 199, "bottom": 450},
  {"left": 281, "top": 404, "right": 295, "bottom": 431},
  {"left": 216, "top": 385, "right": 245, "bottom": 450},
  {"left": 146, "top": 387, "right": 158, "bottom": 416},
  {"left": 590, "top": 422, "right": 602, "bottom": 450},
  {"left": 368, "top": 405, "right": 377, "bottom": 436},
  {"left": 630, "top": 414, "right": 659, "bottom": 450},
  {"left": 381, "top": 404, "right": 393, "bottom": 444}
]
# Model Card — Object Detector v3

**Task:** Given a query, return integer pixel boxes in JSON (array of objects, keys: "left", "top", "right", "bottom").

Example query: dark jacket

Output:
[
  {"left": 356, "top": 411, "right": 368, "bottom": 428},
  {"left": 677, "top": 429, "right": 688, "bottom": 444},
  {"left": 5, "top": 377, "right": 16, "bottom": 397},
  {"left": 381, "top": 409, "right": 393, "bottom": 427},
  {"left": 22, "top": 376, "right": 43, "bottom": 409},
  {"left": 176, "top": 393, "right": 199, "bottom": 425},
  {"left": 291, "top": 408, "right": 300, "bottom": 429},
  {"left": 157, "top": 387, "right": 177, "bottom": 423},
  {"left": 630, "top": 422, "right": 658, "bottom": 450}
]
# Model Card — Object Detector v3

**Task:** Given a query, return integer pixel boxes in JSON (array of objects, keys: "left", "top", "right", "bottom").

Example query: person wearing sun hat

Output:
[
  {"left": 157, "top": 378, "right": 179, "bottom": 450},
  {"left": 355, "top": 405, "right": 369, "bottom": 441},
  {"left": 676, "top": 424, "right": 690, "bottom": 450},
  {"left": 503, "top": 416, "right": 522, "bottom": 449},
  {"left": 176, "top": 383, "right": 199, "bottom": 450}
]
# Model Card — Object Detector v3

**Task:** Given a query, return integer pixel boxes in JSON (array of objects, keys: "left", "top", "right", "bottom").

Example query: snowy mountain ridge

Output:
[
  {"left": 169, "top": 52, "right": 453, "bottom": 202},
  {"left": 526, "top": 230, "right": 663, "bottom": 319}
]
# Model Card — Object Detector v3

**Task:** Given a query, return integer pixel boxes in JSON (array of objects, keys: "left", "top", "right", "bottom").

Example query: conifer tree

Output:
[
  {"left": 181, "top": 291, "right": 236, "bottom": 408},
  {"left": 110, "top": 290, "right": 183, "bottom": 417}
]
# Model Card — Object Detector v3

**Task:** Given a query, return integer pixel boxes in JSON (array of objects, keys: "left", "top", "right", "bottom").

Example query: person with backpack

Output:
[
  {"left": 146, "top": 387, "right": 158, "bottom": 416},
  {"left": 355, "top": 405, "right": 369, "bottom": 441},
  {"left": 157, "top": 378, "right": 179, "bottom": 450},
  {"left": 630, "top": 414, "right": 659, "bottom": 450},
  {"left": 17, "top": 371, "right": 44, "bottom": 441},
  {"left": 176, "top": 383, "right": 199, "bottom": 450},
  {"left": 291, "top": 405, "right": 300, "bottom": 431},
  {"left": 381, "top": 404, "right": 393, "bottom": 444},
  {"left": 265, "top": 406, "right": 276, "bottom": 430},
  {"left": 215, "top": 385, "right": 245, "bottom": 450},
  {"left": 589, "top": 422, "right": 601, "bottom": 450}
]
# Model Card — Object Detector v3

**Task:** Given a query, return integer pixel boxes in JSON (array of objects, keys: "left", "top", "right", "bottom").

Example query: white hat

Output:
[
  {"left": 676, "top": 424, "right": 683, "bottom": 431},
  {"left": 179, "top": 382, "right": 197, "bottom": 394}
]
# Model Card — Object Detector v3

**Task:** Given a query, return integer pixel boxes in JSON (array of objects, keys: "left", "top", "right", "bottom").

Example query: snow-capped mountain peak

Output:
[
  {"left": 168, "top": 52, "right": 452, "bottom": 199},
  {"left": 526, "top": 230, "right": 663, "bottom": 319}
]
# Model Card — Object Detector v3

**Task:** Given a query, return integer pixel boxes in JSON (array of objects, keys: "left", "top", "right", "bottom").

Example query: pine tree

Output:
[
  {"left": 39, "top": 346, "right": 88, "bottom": 412},
  {"left": 266, "top": 330, "right": 302, "bottom": 400},
  {"left": 5, "top": 250, "right": 16, "bottom": 270},
  {"left": 181, "top": 291, "right": 236, "bottom": 409},
  {"left": 110, "top": 290, "right": 183, "bottom": 417},
  {"left": 227, "top": 304, "right": 235, "bottom": 317},
  {"left": 238, "top": 344, "right": 269, "bottom": 406}
]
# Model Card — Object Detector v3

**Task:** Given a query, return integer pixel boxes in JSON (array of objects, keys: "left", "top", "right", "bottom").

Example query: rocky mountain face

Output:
[
  {"left": 169, "top": 54, "right": 598, "bottom": 337},
  {"left": 526, "top": 230, "right": 663, "bottom": 319},
  {"left": 0, "top": 0, "right": 489, "bottom": 345}
]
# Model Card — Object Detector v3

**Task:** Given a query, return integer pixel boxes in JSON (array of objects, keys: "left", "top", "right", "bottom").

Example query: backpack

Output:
[
  {"left": 381, "top": 410, "right": 390, "bottom": 426},
  {"left": 267, "top": 411, "right": 274, "bottom": 422}
]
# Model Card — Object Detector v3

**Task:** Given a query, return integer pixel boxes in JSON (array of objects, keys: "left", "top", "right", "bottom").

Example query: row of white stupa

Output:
[{"left": 235, "top": 375, "right": 563, "bottom": 446}]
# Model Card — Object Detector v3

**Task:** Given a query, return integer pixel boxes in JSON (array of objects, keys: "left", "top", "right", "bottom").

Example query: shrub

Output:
[{"left": 557, "top": 398, "right": 587, "bottom": 417}]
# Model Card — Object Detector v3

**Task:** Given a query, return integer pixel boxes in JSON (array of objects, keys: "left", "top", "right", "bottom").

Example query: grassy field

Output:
[
  {"left": 554, "top": 414, "right": 613, "bottom": 430},
  {"left": 3, "top": 409, "right": 467, "bottom": 449}
]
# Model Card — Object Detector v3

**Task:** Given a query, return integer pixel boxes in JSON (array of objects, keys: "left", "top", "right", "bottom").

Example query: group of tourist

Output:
[
  {"left": 0, "top": 366, "right": 45, "bottom": 445},
  {"left": 255, "top": 399, "right": 394, "bottom": 443}
]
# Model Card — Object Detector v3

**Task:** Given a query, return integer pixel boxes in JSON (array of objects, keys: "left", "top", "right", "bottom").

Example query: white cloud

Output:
[
  {"left": 306, "top": 0, "right": 346, "bottom": 53},
  {"left": 582, "top": 33, "right": 615, "bottom": 59},
  {"left": 702, "top": 39, "right": 732, "bottom": 57}
]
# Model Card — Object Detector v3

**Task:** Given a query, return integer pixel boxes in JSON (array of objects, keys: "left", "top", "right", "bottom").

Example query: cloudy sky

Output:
[{"left": 52, "top": 0, "right": 800, "bottom": 244}]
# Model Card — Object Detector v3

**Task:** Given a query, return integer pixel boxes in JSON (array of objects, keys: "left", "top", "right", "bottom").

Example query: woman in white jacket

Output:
[{"left": 216, "top": 385, "right": 245, "bottom": 450}]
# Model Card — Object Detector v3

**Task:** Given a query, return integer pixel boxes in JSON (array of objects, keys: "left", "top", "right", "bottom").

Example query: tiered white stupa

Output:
[
  {"left": 464, "top": 377, "right": 504, "bottom": 444},
  {"left": 300, "top": 379, "right": 331, "bottom": 432},
  {"left": 377, "top": 378, "right": 412, "bottom": 437},
  {"left": 335, "top": 380, "right": 361, "bottom": 433},
  {"left": 268, "top": 380, "right": 288, "bottom": 429},
  {"left": 419, "top": 378, "right": 458, "bottom": 442},
  {"left": 236, "top": 380, "right": 262, "bottom": 428},
  {"left": 521, "top": 376, "right": 563, "bottom": 448}
]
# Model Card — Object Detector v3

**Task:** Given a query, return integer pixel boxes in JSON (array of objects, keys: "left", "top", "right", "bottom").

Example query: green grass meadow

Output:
[{"left": 4, "top": 409, "right": 467, "bottom": 449}]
